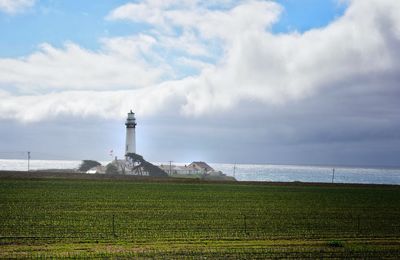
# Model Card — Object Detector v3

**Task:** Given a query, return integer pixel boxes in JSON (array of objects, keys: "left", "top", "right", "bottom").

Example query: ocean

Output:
[{"left": 1, "top": 159, "right": 399, "bottom": 185}]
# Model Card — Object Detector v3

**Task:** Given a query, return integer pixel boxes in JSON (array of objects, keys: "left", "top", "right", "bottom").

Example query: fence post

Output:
[
  {"left": 244, "top": 215, "right": 248, "bottom": 235},
  {"left": 112, "top": 214, "right": 116, "bottom": 238}
]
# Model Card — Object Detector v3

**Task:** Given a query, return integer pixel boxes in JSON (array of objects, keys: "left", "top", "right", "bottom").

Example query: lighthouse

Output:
[{"left": 125, "top": 110, "right": 137, "bottom": 155}]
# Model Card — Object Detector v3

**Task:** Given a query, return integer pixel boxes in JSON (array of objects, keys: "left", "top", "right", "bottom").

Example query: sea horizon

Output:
[
  {"left": 1, "top": 157, "right": 400, "bottom": 170},
  {"left": 1, "top": 158, "right": 400, "bottom": 185}
]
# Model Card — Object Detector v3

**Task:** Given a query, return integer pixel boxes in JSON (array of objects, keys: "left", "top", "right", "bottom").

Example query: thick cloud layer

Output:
[
  {"left": 1, "top": 0, "right": 400, "bottom": 165},
  {"left": 1, "top": 0, "right": 399, "bottom": 122}
]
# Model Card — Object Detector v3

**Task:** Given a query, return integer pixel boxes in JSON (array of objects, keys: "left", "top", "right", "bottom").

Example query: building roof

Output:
[{"left": 189, "top": 161, "right": 214, "bottom": 172}]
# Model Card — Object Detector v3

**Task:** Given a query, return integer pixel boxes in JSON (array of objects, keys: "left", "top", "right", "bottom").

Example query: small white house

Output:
[
  {"left": 86, "top": 165, "right": 106, "bottom": 174},
  {"left": 159, "top": 164, "right": 198, "bottom": 175},
  {"left": 188, "top": 161, "right": 214, "bottom": 173},
  {"left": 159, "top": 161, "right": 220, "bottom": 175}
]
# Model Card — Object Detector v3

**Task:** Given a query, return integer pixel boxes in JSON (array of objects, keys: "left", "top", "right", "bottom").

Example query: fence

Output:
[{"left": 1, "top": 213, "right": 399, "bottom": 241}]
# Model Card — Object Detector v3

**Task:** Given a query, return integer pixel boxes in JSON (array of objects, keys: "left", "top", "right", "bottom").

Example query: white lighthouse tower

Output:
[{"left": 125, "top": 110, "right": 137, "bottom": 155}]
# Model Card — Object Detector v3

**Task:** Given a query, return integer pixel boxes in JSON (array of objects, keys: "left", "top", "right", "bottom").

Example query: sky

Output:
[{"left": 0, "top": 0, "right": 400, "bottom": 167}]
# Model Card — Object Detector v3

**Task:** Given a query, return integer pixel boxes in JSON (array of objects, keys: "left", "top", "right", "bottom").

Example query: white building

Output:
[
  {"left": 159, "top": 161, "right": 224, "bottom": 176},
  {"left": 188, "top": 162, "right": 214, "bottom": 173},
  {"left": 159, "top": 164, "right": 199, "bottom": 175},
  {"left": 86, "top": 165, "right": 106, "bottom": 174}
]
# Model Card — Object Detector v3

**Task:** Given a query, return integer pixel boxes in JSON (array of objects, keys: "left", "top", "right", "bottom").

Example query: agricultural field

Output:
[{"left": 0, "top": 174, "right": 399, "bottom": 258}]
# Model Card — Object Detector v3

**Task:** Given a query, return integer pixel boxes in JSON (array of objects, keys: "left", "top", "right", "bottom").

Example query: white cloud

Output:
[
  {"left": 0, "top": 82, "right": 183, "bottom": 122},
  {"left": 1, "top": 0, "right": 400, "bottom": 122},
  {"left": 107, "top": 0, "right": 282, "bottom": 42},
  {"left": 157, "top": 31, "right": 212, "bottom": 57},
  {"left": 0, "top": 0, "right": 35, "bottom": 14},
  {"left": 0, "top": 37, "right": 167, "bottom": 93},
  {"left": 177, "top": 57, "right": 212, "bottom": 70}
]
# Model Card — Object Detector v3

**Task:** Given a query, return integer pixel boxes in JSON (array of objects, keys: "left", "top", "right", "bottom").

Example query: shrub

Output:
[
  {"left": 78, "top": 160, "right": 101, "bottom": 172},
  {"left": 105, "top": 164, "right": 119, "bottom": 175},
  {"left": 327, "top": 240, "right": 344, "bottom": 248}
]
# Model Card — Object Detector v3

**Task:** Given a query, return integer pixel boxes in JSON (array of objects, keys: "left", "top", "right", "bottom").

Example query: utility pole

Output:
[
  {"left": 168, "top": 160, "right": 173, "bottom": 175},
  {"left": 332, "top": 168, "right": 335, "bottom": 183},
  {"left": 233, "top": 163, "right": 236, "bottom": 178},
  {"left": 27, "top": 151, "right": 31, "bottom": 172}
]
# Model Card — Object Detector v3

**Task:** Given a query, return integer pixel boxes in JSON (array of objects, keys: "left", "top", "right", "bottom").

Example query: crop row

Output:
[{"left": 0, "top": 179, "right": 399, "bottom": 243}]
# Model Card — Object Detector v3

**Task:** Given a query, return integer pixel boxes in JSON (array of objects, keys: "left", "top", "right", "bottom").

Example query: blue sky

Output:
[
  {"left": 1, "top": 0, "right": 400, "bottom": 167},
  {"left": 0, "top": 0, "right": 346, "bottom": 57}
]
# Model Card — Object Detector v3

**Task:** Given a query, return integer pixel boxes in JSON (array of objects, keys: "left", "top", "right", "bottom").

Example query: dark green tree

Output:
[
  {"left": 126, "top": 153, "right": 168, "bottom": 177},
  {"left": 78, "top": 160, "right": 101, "bottom": 172}
]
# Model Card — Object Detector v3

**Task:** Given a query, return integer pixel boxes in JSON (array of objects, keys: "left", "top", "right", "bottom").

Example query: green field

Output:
[{"left": 0, "top": 175, "right": 400, "bottom": 258}]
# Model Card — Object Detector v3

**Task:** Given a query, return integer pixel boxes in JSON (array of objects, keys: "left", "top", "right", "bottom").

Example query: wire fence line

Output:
[{"left": 1, "top": 214, "right": 399, "bottom": 241}]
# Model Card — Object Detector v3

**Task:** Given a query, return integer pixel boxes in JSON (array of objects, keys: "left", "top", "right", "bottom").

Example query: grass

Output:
[
  {"left": 0, "top": 173, "right": 399, "bottom": 258},
  {"left": 327, "top": 240, "right": 345, "bottom": 247}
]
